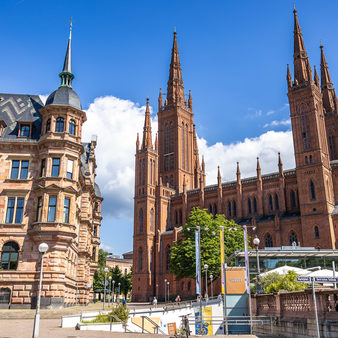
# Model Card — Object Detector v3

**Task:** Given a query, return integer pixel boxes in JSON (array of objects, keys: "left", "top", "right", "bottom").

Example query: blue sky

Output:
[{"left": 2, "top": 0, "right": 338, "bottom": 254}]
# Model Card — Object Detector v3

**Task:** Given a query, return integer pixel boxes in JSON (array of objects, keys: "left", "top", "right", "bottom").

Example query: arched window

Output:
[
  {"left": 233, "top": 201, "right": 237, "bottom": 217},
  {"left": 248, "top": 198, "right": 252, "bottom": 214},
  {"left": 310, "top": 180, "right": 316, "bottom": 200},
  {"left": 269, "top": 195, "right": 273, "bottom": 211},
  {"left": 275, "top": 194, "right": 279, "bottom": 210},
  {"left": 181, "top": 122, "right": 185, "bottom": 170},
  {"left": 150, "top": 247, "right": 153, "bottom": 272},
  {"left": 291, "top": 190, "right": 296, "bottom": 208},
  {"left": 170, "top": 175, "right": 174, "bottom": 187},
  {"left": 150, "top": 208, "right": 154, "bottom": 232},
  {"left": 69, "top": 119, "right": 76, "bottom": 135},
  {"left": 139, "top": 208, "right": 144, "bottom": 233},
  {"left": 179, "top": 209, "right": 182, "bottom": 225},
  {"left": 175, "top": 211, "right": 178, "bottom": 225},
  {"left": 289, "top": 231, "right": 298, "bottom": 246},
  {"left": 166, "top": 245, "right": 171, "bottom": 272},
  {"left": 138, "top": 247, "right": 143, "bottom": 272},
  {"left": 169, "top": 122, "right": 174, "bottom": 153},
  {"left": 209, "top": 204, "right": 213, "bottom": 214},
  {"left": 228, "top": 201, "right": 231, "bottom": 218},
  {"left": 165, "top": 124, "right": 169, "bottom": 153},
  {"left": 265, "top": 234, "right": 273, "bottom": 248},
  {"left": 185, "top": 124, "right": 189, "bottom": 171},
  {"left": 1, "top": 241, "right": 19, "bottom": 270},
  {"left": 188, "top": 281, "right": 191, "bottom": 291},
  {"left": 214, "top": 204, "right": 217, "bottom": 216},
  {"left": 138, "top": 160, "right": 142, "bottom": 186},
  {"left": 46, "top": 118, "right": 51, "bottom": 133},
  {"left": 314, "top": 226, "right": 320, "bottom": 239},
  {"left": 55, "top": 117, "right": 64, "bottom": 132},
  {"left": 253, "top": 197, "right": 257, "bottom": 213},
  {"left": 300, "top": 105, "right": 311, "bottom": 151},
  {"left": 142, "top": 160, "right": 145, "bottom": 185}
]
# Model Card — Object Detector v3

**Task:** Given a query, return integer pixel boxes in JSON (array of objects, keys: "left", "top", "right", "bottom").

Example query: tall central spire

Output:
[
  {"left": 142, "top": 98, "right": 153, "bottom": 150},
  {"left": 293, "top": 9, "right": 312, "bottom": 85},
  {"left": 166, "top": 32, "right": 185, "bottom": 105},
  {"left": 59, "top": 20, "right": 74, "bottom": 88}
]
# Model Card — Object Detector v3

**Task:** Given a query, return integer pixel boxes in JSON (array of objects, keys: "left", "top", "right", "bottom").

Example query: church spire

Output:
[
  {"left": 167, "top": 32, "right": 185, "bottom": 105},
  {"left": 136, "top": 133, "right": 140, "bottom": 152},
  {"left": 278, "top": 152, "right": 284, "bottom": 176},
  {"left": 141, "top": 98, "right": 153, "bottom": 150},
  {"left": 256, "top": 157, "right": 261, "bottom": 180},
  {"left": 59, "top": 20, "right": 74, "bottom": 88},
  {"left": 287, "top": 64, "right": 292, "bottom": 89},
  {"left": 158, "top": 88, "right": 163, "bottom": 112},
  {"left": 314, "top": 65, "right": 320, "bottom": 87},
  {"left": 293, "top": 9, "right": 312, "bottom": 85},
  {"left": 188, "top": 90, "right": 193, "bottom": 110},
  {"left": 320, "top": 45, "right": 336, "bottom": 113}
]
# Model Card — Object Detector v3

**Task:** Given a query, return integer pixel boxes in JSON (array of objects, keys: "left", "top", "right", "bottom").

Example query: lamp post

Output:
[
  {"left": 167, "top": 281, "right": 170, "bottom": 302},
  {"left": 164, "top": 279, "right": 167, "bottom": 302},
  {"left": 210, "top": 275, "right": 213, "bottom": 298},
  {"left": 253, "top": 237, "right": 264, "bottom": 294},
  {"left": 156, "top": 284, "right": 159, "bottom": 299},
  {"left": 112, "top": 280, "right": 115, "bottom": 303},
  {"left": 32, "top": 242, "right": 49, "bottom": 338},
  {"left": 204, "top": 264, "right": 208, "bottom": 300},
  {"left": 108, "top": 276, "right": 112, "bottom": 306},
  {"left": 103, "top": 267, "right": 108, "bottom": 309},
  {"left": 118, "top": 282, "right": 121, "bottom": 302}
]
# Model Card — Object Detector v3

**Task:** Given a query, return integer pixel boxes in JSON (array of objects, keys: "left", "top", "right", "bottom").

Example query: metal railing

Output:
[{"left": 141, "top": 315, "right": 166, "bottom": 334}]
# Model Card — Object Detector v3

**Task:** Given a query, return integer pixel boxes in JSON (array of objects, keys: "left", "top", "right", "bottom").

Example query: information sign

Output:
[{"left": 297, "top": 276, "right": 338, "bottom": 283}]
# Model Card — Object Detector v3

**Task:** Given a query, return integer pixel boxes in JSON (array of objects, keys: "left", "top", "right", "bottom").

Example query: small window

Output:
[
  {"left": 314, "top": 226, "right": 320, "bottom": 239},
  {"left": 166, "top": 245, "right": 171, "bottom": 271},
  {"left": 269, "top": 195, "right": 273, "bottom": 211},
  {"left": 10, "top": 160, "right": 29, "bottom": 179},
  {"left": 92, "top": 247, "right": 96, "bottom": 262},
  {"left": 275, "top": 194, "right": 279, "bottom": 210},
  {"left": 46, "top": 118, "right": 51, "bottom": 133},
  {"left": 20, "top": 124, "right": 30, "bottom": 137},
  {"left": 67, "top": 160, "right": 74, "bottom": 179},
  {"left": 139, "top": 208, "right": 143, "bottom": 232},
  {"left": 209, "top": 204, "right": 212, "bottom": 214},
  {"left": 5, "top": 197, "right": 24, "bottom": 224},
  {"left": 214, "top": 204, "right": 217, "bottom": 216},
  {"left": 47, "top": 196, "right": 57, "bottom": 222},
  {"left": 253, "top": 197, "right": 257, "bottom": 213},
  {"left": 40, "top": 159, "right": 46, "bottom": 177},
  {"left": 20, "top": 161, "right": 28, "bottom": 179},
  {"left": 55, "top": 117, "right": 64, "bottom": 132},
  {"left": 63, "top": 197, "right": 70, "bottom": 223},
  {"left": 310, "top": 181, "right": 316, "bottom": 200},
  {"left": 138, "top": 247, "right": 143, "bottom": 272},
  {"left": 233, "top": 201, "right": 237, "bottom": 217},
  {"left": 1, "top": 242, "right": 19, "bottom": 270},
  {"left": 69, "top": 119, "right": 76, "bottom": 135},
  {"left": 36, "top": 197, "right": 42, "bottom": 222},
  {"left": 291, "top": 190, "right": 296, "bottom": 208},
  {"left": 289, "top": 231, "right": 298, "bottom": 246},
  {"left": 228, "top": 201, "right": 231, "bottom": 217},
  {"left": 181, "top": 282, "right": 185, "bottom": 291},
  {"left": 265, "top": 233, "right": 273, "bottom": 247},
  {"left": 188, "top": 281, "right": 191, "bottom": 291},
  {"left": 51, "top": 158, "right": 60, "bottom": 177},
  {"left": 10, "top": 160, "right": 20, "bottom": 179},
  {"left": 248, "top": 198, "right": 252, "bottom": 214},
  {"left": 94, "top": 226, "right": 97, "bottom": 237}
]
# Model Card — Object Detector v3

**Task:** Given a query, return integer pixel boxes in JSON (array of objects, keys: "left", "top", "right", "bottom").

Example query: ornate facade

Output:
[
  {"left": 133, "top": 10, "right": 338, "bottom": 301},
  {"left": 0, "top": 29, "right": 102, "bottom": 308}
]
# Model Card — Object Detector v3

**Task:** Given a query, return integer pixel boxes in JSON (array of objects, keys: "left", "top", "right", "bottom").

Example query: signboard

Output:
[
  {"left": 220, "top": 228, "right": 225, "bottom": 295},
  {"left": 167, "top": 322, "right": 176, "bottom": 335},
  {"left": 296, "top": 276, "right": 311, "bottom": 282},
  {"left": 226, "top": 268, "right": 246, "bottom": 294},
  {"left": 297, "top": 276, "right": 338, "bottom": 283},
  {"left": 203, "top": 306, "right": 213, "bottom": 335}
]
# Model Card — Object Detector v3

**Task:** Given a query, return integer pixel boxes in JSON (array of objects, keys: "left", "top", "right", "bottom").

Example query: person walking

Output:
[{"left": 152, "top": 296, "right": 158, "bottom": 308}]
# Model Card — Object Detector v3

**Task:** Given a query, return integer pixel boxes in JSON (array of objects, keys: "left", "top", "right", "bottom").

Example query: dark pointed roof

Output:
[{"left": 141, "top": 98, "right": 153, "bottom": 150}]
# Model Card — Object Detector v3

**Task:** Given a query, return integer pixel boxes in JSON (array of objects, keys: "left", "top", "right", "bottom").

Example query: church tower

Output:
[
  {"left": 157, "top": 32, "right": 201, "bottom": 192},
  {"left": 133, "top": 99, "right": 158, "bottom": 301},
  {"left": 287, "top": 9, "right": 336, "bottom": 249}
]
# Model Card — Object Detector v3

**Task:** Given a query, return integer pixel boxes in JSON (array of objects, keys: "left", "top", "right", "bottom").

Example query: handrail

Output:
[
  {"left": 109, "top": 315, "right": 133, "bottom": 333},
  {"left": 141, "top": 315, "right": 166, "bottom": 334}
]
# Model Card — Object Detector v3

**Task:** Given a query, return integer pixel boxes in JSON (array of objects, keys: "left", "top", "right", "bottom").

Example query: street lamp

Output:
[
  {"left": 253, "top": 237, "right": 264, "bottom": 294},
  {"left": 164, "top": 279, "right": 167, "bottom": 302},
  {"left": 156, "top": 284, "right": 159, "bottom": 299},
  {"left": 32, "top": 242, "right": 49, "bottom": 338},
  {"left": 204, "top": 264, "right": 208, "bottom": 300},
  {"left": 210, "top": 275, "right": 213, "bottom": 298},
  {"left": 103, "top": 267, "right": 108, "bottom": 309},
  {"left": 118, "top": 282, "right": 121, "bottom": 302},
  {"left": 108, "top": 276, "right": 112, "bottom": 306},
  {"left": 112, "top": 280, "right": 115, "bottom": 303},
  {"left": 167, "top": 281, "right": 170, "bottom": 302}
]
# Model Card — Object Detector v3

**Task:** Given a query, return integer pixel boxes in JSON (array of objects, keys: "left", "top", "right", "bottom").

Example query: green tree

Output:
[
  {"left": 169, "top": 207, "right": 247, "bottom": 280},
  {"left": 264, "top": 271, "right": 307, "bottom": 293},
  {"left": 120, "top": 272, "right": 132, "bottom": 299},
  {"left": 93, "top": 249, "right": 109, "bottom": 293}
]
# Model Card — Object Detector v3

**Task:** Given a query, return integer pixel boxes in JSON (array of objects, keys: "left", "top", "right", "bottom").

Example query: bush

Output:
[{"left": 260, "top": 271, "right": 307, "bottom": 293}]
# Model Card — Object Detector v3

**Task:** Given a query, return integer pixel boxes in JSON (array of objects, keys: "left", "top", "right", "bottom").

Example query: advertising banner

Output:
[
  {"left": 220, "top": 228, "right": 225, "bottom": 295},
  {"left": 195, "top": 229, "right": 201, "bottom": 295}
]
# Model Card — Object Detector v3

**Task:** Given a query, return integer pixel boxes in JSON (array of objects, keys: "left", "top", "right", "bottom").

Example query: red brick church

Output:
[{"left": 132, "top": 10, "right": 338, "bottom": 301}]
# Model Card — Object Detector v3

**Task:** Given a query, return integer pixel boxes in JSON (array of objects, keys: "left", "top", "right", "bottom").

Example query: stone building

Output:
[
  {"left": 0, "top": 28, "right": 103, "bottom": 308},
  {"left": 106, "top": 252, "right": 133, "bottom": 275},
  {"left": 132, "top": 10, "right": 338, "bottom": 301}
]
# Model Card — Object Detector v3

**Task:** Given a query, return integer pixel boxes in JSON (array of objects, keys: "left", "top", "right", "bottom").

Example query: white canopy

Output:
[
  {"left": 302, "top": 269, "right": 335, "bottom": 277},
  {"left": 260, "top": 265, "right": 308, "bottom": 278}
]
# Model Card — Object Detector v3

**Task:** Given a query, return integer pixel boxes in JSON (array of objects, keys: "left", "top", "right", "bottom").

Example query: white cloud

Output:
[
  {"left": 266, "top": 110, "right": 275, "bottom": 116},
  {"left": 263, "top": 119, "right": 291, "bottom": 128},
  {"left": 99, "top": 242, "right": 114, "bottom": 252},
  {"left": 81, "top": 95, "right": 295, "bottom": 222}
]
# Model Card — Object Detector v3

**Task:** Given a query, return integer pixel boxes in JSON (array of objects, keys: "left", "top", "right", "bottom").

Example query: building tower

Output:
[
  {"left": 287, "top": 9, "right": 336, "bottom": 249},
  {"left": 133, "top": 99, "right": 158, "bottom": 301},
  {"left": 157, "top": 32, "right": 201, "bottom": 192}
]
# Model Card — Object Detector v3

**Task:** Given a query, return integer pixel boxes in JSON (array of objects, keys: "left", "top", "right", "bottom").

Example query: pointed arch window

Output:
[
  {"left": 314, "top": 226, "right": 320, "bottom": 239},
  {"left": 142, "top": 160, "right": 145, "bottom": 185},
  {"left": 289, "top": 231, "right": 298, "bottom": 246},
  {"left": 165, "top": 124, "right": 169, "bottom": 153},
  {"left": 291, "top": 190, "right": 296, "bottom": 208},
  {"left": 248, "top": 198, "right": 252, "bottom": 214},
  {"left": 138, "top": 247, "right": 143, "bottom": 272},
  {"left": 275, "top": 194, "right": 279, "bottom": 210},
  {"left": 150, "top": 208, "right": 154, "bottom": 232},
  {"left": 170, "top": 175, "right": 174, "bottom": 187},
  {"left": 46, "top": 118, "right": 51, "bottom": 133},
  {"left": 185, "top": 124, "right": 189, "bottom": 171},
  {"left": 228, "top": 201, "right": 231, "bottom": 218},
  {"left": 139, "top": 208, "right": 144, "bottom": 233},
  {"left": 55, "top": 117, "right": 64, "bottom": 133},
  {"left": 166, "top": 245, "right": 171, "bottom": 272},
  {"left": 233, "top": 201, "right": 237, "bottom": 217},
  {"left": 269, "top": 195, "right": 273, "bottom": 211},
  {"left": 169, "top": 122, "right": 174, "bottom": 153},
  {"left": 69, "top": 119, "right": 76, "bottom": 135},
  {"left": 138, "top": 160, "right": 142, "bottom": 186},
  {"left": 214, "top": 204, "right": 217, "bottom": 216},
  {"left": 181, "top": 122, "right": 185, "bottom": 170},
  {"left": 150, "top": 247, "right": 153, "bottom": 272},
  {"left": 265, "top": 234, "right": 273, "bottom": 248},
  {"left": 310, "top": 180, "right": 316, "bottom": 200},
  {"left": 300, "top": 105, "right": 311, "bottom": 151},
  {"left": 179, "top": 209, "right": 182, "bottom": 225},
  {"left": 1, "top": 241, "right": 19, "bottom": 270},
  {"left": 175, "top": 211, "right": 178, "bottom": 225},
  {"left": 253, "top": 197, "right": 257, "bottom": 213}
]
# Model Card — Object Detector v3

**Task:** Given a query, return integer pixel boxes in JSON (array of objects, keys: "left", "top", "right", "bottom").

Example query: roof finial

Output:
[
  {"left": 59, "top": 20, "right": 74, "bottom": 88},
  {"left": 68, "top": 18, "right": 72, "bottom": 40},
  {"left": 174, "top": 26, "right": 176, "bottom": 33}
]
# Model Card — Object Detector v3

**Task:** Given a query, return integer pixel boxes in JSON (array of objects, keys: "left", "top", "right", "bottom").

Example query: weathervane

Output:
[{"left": 68, "top": 18, "right": 72, "bottom": 39}]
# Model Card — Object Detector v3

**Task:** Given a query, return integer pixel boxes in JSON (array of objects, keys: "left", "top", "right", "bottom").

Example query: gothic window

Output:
[
  {"left": 314, "top": 226, "right": 320, "bottom": 239},
  {"left": 138, "top": 247, "right": 143, "bottom": 272},
  {"left": 188, "top": 281, "right": 191, "bottom": 291},
  {"left": 138, "top": 160, "right": 142, "bottom": 186},
  {"left": 181, "top": 282, "right": 185, "bottom": 291},
  {"left": 170, "top": 175, "right": 174, "bottom": 187},
  {"left": 69, "top": 119, "right": 76, "bottom": 135},
  {"left": 265, "top": 233, "right": 273, "bottom": 248},
  {"left": 269, "top": 195, "right": 273, "bottom": 211},
  {"left": 175, "top": 211, "right": 178, "bottom": 225},
  {"left": 233, "top": 201, "right": 237, "bottom": 217},
  {"left": 228, "top": 201, "right": 231, "bottom": 218},
  {"left": 310, "top": 180, "right": 316, "bottom": 200},
  {"left": 289, "top": 231, "right": 298, "bottom": 246},
  {"left": 142, "top": 160, "right": 145, "bottom": 185},
  {"left": 139, "top": 208, "right": 144, "bottom": 233},
  {"left": 150, "top": 208, "right": 154, "bottom": 232},
  {"left": 166, "top": 245, "right": 171, "bottom": 272},
  {"left": 329, "top": 135, "right": 336, "bottom": 159},
  {"left": 248, "top": 198, "right": 252, "bottom": 214},
  {"left": 169, "top": 154, "right": 174, "bottom": 170},
  {"left": 46, "top": 118, "right": 51, "bottom": 133},
  {"left": 181, "top": 122, "right": 185, "bottom": 170},
  {"left": 253, "top": 197, "right": 257, "bottom": 213},
  {"left": 1, "top": 242, "right": 19, "bottom": 270},
  {"left": 300, "top": 105, "right": 311, "bottom": 151},
  {"left": 275, "top": 194, "right": 279, "bottom": 210},
  {"left": 164, "top": 157, "right": 169, "bottom": 172},
  {"left": 55, "top": 117, "right": 64, "bottom": 133},
  {"left": 169, "top": 122, "right": 174, "bottom": 153},
  {"left": 214, "top": 204, "right": 217, "bottom": 216},
  {"left": 179, "top": 209, "right": 182, "bottom": 225},
  {"left": 164, "top": 176, "right": 168, "bottom": 186},
  {"left": 291, "top": 190, "right": 296, "bottom": 208},
  {"left": 150, "top": 247, "right": 153, "bottom": 272},
  {"left": 165, "top": 124, "right": 169, "bottom": 153},
  {"left": 185, "top": 124, "right": 188, "bottom": 171}
]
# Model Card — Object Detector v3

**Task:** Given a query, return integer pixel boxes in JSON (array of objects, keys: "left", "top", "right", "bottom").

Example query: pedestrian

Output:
[
  {"left": 153, "top": 296, "right": 157, "bottom": 308},
  {"left": 122, "top": 298, "right": 126, "bottom": 307}
]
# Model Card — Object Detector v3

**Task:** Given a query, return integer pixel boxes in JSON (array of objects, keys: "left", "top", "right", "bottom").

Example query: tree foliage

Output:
[
  {"left": 169, "top": 207, "right": 247, "bottom": 280},
  {"left": 262, "top": 271, "right": 307, "bottom": 293}
]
